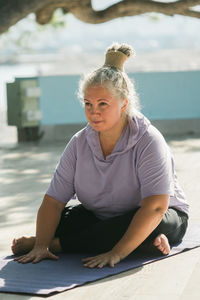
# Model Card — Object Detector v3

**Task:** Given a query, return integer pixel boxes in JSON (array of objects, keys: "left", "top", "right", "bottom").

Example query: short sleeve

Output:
[
  {"left": 137, "top": 130, "right": 174, "bottom": 199},
  {"left": 46, "top": 136, "right": 77, "bottom": 203}
]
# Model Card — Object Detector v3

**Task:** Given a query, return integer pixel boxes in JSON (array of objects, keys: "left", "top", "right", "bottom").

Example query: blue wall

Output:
[
  {"left": 38, "top": 75, "right": 87, "bottom": 125},
  {"left": 38, "top": 71, "right": 200, "bottom": 125},
  {"left": 132, "top": 71, "right": 200, "bottom": 120}
]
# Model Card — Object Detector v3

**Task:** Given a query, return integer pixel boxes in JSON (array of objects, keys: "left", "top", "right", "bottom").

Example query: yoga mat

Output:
[{"left": 0, "top": 223, "right": 200, "bottom": 296}]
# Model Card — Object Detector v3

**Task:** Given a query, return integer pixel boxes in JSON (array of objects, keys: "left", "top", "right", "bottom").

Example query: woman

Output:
[{"left": 12, "top": 43, "right": 189, "bottom": 268}]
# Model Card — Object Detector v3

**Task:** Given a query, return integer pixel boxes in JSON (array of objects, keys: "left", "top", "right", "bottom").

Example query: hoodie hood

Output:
[{"left": 86, "top": 112, "right": 150, "bottom": 162}]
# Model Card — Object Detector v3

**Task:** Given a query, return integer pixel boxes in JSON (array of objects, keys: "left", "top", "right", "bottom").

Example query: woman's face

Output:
[{"left": 84, "top": 84, "right": 127, "bottom": 133}]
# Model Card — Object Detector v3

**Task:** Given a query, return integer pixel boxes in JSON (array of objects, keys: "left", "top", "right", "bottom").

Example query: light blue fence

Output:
[{"left": 38, "top": 70, "right": 200, "bottom": 125}]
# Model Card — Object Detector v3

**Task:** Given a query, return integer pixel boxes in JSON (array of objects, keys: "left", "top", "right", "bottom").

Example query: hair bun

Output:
[
  {"left": 104, "top": 42, "right": 135, "bottom": 71},
  {"left": 107, "top": 43, "right": 135, "bottom": 58}
]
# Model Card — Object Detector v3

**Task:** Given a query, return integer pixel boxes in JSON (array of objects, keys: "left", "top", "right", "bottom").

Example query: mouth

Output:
[{"left": 92, "top": 121, "right": 103, "bottom": 124}]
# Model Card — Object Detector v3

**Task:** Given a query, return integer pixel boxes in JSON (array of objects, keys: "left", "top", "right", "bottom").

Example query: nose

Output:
[{"left": 90, "top": 105, "right": 100, "bottom": 115}]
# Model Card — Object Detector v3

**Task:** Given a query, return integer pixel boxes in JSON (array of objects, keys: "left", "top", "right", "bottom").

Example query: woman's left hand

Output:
[{"left": 82, "top": 250, "right": 125, "bottom": 268}]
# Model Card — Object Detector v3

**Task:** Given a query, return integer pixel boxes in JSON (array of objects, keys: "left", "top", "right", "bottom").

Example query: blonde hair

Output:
[{"left": 78, "top": 42, "right": 140, "bottom": 117}]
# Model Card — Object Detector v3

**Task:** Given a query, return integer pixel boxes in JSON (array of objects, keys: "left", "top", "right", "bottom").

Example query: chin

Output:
[{"left": 90, "top": 122, "right": 104, "bottom": 130}]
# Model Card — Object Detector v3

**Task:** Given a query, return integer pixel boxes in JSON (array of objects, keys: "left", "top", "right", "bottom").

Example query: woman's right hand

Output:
[{"left": 14, "top": 246, "right": 59, "bottom": 264}]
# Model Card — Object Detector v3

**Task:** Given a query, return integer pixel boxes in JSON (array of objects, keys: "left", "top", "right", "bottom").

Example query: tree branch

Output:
[
  {"left": 70, "top": 0, "right": 200, "bottom": 24},
  {"left": 0, "top": 0, "right": 52, "bottom": 33},
  {"left": 0, "top": 0, "right": 200, "bottom": 35},
  {"left": 179, "top": 8, "right": 200, "bottom": 18},
  {"left": 35, "top": 0, "right": 90, "bottom": 24}
]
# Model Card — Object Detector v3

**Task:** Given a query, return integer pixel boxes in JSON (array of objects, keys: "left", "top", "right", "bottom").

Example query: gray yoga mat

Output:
[{"left": 0, "top": 223, "right": 200, "bottom": 296}]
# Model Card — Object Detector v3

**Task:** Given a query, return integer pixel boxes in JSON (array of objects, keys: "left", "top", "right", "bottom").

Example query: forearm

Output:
[
  {"left": 112, "top": 195, "right": 169, "bottom": 258},
  {"left": 112, "top": 207, "right": 163, "bottom": 257},
  {"left": 35, "top": 194, "right": 65, "bottom": 249}
]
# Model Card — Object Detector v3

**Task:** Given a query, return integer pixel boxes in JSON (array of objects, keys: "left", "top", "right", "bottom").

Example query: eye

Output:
[
  {"left": 99, "top": 102, "right": 107, "bottom": 106},
  {"left": 84, "top": 102, "right": 91, "bottom": 107}
]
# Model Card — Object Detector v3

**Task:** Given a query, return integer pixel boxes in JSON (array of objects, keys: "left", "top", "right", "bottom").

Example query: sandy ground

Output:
[{"left": 0, "top": 116, "right": 200, "bottom": 299}]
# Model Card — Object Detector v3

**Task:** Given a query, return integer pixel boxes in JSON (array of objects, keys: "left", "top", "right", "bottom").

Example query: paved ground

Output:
[{"left": 0, "top": 120, "right": 200, "bottom": 300}]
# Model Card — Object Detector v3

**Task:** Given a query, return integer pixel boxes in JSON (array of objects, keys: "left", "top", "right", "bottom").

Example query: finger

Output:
[
  {"left": 83, "top": 258, "right": 98, "bottom": 265},
  {"left": 31, "top": 253, "right": 46, "bottom": 264},
  {"left": 82, "top": 256, "right": 96, "bottom": 262},
  {"left": 83, "top": 261, "right": 97, "bottom": 268},
  {"left": 85, "top": 262, "right": 98, "bottom": 268},
  {"left": 17, "top": 255, "right": 34, "bottom": 264},
  {"left": 15, "top": 255, "right": 29, "bottom": 263},
  {"left": 109, "top": 261, "right": 115, "bottom": 268},
  {"left": 84, "top": 258, "right": 107, "bottom": 268},
  {"left": 14, "top": 255, "right": 25, "bottom": 261},
  {"left": 98, "top": 258, "right": 110, "bottom": 268},
  {"left": 94, "top": 259, "right": 107, "bottom": 268},
  {"left": 83, "top": 260, "right": 100, "bottom": 268},
  {"left": 32, "top": 256, "right": 42, "bottom": 264},
  {"left": 49, "top": 253, "right": 59, "bottom": 260},
  {"left": 97, "top": 263, "right": 105, "bottom": 268},
  {"left": 109, "top": 257, "right": 120, "bottom": 268},
  {"left": 32, "top": 252, "right": 59, "bottom": 264}
]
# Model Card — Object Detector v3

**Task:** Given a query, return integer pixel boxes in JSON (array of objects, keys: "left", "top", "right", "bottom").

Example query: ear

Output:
[{"left": 120, "top": 98, "right": 128, "bottom": 112}]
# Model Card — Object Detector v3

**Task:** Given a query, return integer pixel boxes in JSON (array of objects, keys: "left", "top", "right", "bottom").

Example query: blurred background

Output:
[{"left": 0, "top": 0, "right": 200, "bottom": 144}]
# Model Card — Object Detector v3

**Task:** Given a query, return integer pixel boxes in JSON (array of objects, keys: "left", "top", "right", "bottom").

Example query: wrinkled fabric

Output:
[{"left": 46, "top": 112, "right": 189, "bottom": 219}]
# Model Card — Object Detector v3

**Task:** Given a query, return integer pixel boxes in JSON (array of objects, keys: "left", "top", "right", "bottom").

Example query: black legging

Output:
[{"left": 55, "top": 204, "right": 188, "bottom": 255}]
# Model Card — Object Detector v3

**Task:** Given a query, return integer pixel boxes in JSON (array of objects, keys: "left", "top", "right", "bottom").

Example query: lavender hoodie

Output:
[{"left": 46, "top": 112, "right": 189, "bottom": 219}]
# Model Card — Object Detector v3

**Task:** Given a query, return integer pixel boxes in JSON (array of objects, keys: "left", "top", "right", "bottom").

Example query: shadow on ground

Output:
[{"left": 0, "top": 142, "right": 66, "bottom": 228}]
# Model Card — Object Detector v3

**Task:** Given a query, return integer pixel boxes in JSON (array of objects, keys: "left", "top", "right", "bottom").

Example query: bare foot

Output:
[
  {"left": 11, "top": 236, "right": 62, "bottom": 255},
  {"left": 11, "top": 236, "right": 35, "bottom": 255},
  {"left": 153, "top": 234, "right": 170, "bottom": 255}
]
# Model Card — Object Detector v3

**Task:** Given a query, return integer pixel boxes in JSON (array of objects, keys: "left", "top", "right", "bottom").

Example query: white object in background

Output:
[
  {"left": 26, "top": 110, "right": 42, "bottom": 121},
  {"left": 25, "top": 87, "right": 41, "bottom": 98}
]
